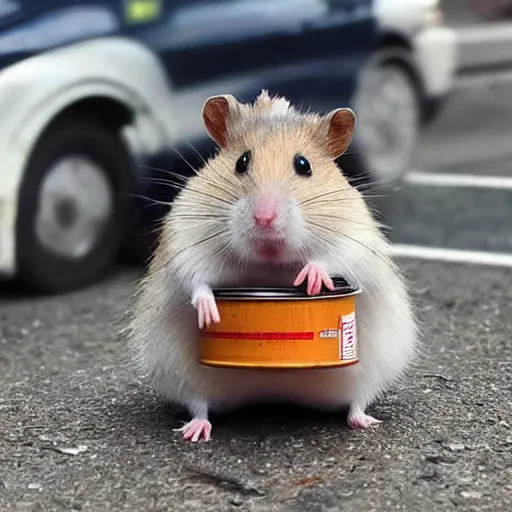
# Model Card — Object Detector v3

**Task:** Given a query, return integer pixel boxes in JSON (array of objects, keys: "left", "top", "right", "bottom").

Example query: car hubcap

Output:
[
  {"left": 354, "top": 64, "right": 419, "bottom": 182},
  {"left": 35, "top": 156, "right": 113, "bottom": 259}
]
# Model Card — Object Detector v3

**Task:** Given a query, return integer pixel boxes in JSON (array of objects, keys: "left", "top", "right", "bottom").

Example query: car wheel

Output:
[
  {"left": 16, "top": 117, "right": 134, "bottom": 294},
  {"left": 353, "top": 59, "right": 420, "bottom": 183}
]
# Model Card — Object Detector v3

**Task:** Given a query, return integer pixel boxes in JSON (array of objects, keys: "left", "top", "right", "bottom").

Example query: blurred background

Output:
[{"left": 0, "top": 0, "right": 511, "bottom": 293}]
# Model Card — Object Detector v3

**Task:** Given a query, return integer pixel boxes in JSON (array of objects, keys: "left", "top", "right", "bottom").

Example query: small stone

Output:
[
  {"left": 460, "top": 490, "right": 482, "bottom": 500},
  {"left": 28, "top": 483, "right": 41, "bottom": 490},
  {"left": 229, "top": 497, "right": 244, "bottom": 507},
  {"left": 54, "top": 445, "right": 88, "bottom": 456},
  {"left": 417, "top": 469, "right": 438, "bottom": 481},
  {"left": 447, "top": 443, "right": 465, "bottom": 452},
  {"left": 425, "top": 453, "right": 456, "bottom": 464}
]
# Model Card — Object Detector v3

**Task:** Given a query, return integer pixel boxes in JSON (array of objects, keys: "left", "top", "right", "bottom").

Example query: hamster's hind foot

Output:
[
  {"left": 293, "top": 261, "right": 334, "bottom": 295},
  {"left": 347, "top": 405, "right": 382, "bottom": 430},
  {"left": 174, "top": 419, "right": 212, "bottom": 442}
]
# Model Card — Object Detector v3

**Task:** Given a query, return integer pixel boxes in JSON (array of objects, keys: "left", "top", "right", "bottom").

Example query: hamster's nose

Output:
[
  {"left": 253, "top": 194, "right": 279, "bottom": 228},
  {"left": 253, "top": 210, "right": 277, "bottom": 228}
]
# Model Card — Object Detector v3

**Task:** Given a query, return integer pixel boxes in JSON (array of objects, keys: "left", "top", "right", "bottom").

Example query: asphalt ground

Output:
[{"left": 1, "top": 83, "right": 512, "bottom": 511}]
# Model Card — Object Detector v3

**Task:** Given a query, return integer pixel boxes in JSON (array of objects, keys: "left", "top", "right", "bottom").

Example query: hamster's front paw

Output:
[
  {"left": 192, "top": 284, "right": 221, "bottom": 328},
  {"left": 196, "top": 295, "right": 221, "bottom": 329},
  {"left": 293, "top": 262, "right": 334, "bottom": 296}
]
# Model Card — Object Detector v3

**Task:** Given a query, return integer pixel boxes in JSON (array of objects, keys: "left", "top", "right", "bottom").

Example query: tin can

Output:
[{"left": 199, "top": 276, "right": 361, "bottom": 370}]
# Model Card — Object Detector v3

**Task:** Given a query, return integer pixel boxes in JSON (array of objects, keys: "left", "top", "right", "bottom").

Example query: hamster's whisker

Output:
[
  {"left": 148, "top": 155, "right": 243, "bottom": 197},
  {"left": 180, "top": 229, "right": 231, "bottom": 252},
  {"left": 160, "top": 166, "right": 243, "bottom": 198},
  {"left": 144, "top": 223, "right": 166, "bottom": 237},
  {"left": 307, "top": 213, "right": 387, "bottom": 230},
  {"left": 131, "top": 199, "right": 171, "bottom": 214},
  {"left": 179, "top": 197, "right": 233, "bottom": 210},
  {"left": 172, "top": 146, "right": 253, "bottom": 196},
  {"left": 355, "top": 193, "right": 387, "bottom": 200},
  {"left": 139, "top": 166, "right": 190, "bottom": 182},
  {"left": 299, "top": 186, "right": 387, "bottom": 205},
  {"left": 139, "top": 177, "right": 187, "bottom": 189},
  {"left": 300, "top": 195, "right": 386, "bottom": 208},
  {"left": 141, "top": 173, "right": 240, "bottom": 203},
  {"left": 305, "top": 231, "right": 342, "bottom": 262},
  {"left": 185, "top": 141, "right": 208, "bottom": 165},
  {"left": 350, "top": 181, "right": 384, "bottom": 193},
  {"left": 183, "top": 186, "right": 235, "bottom": 206},
  {"left": 175, "top": 199, "right": 233, "bottom": 214},
  {"left": 213, "top": 243, "right": 238, "bottom": 277},
  {"left": 171, "top": 214, "right": 230, "bottom": 220},
  {"left": 341, "top": 174, "right": 368, "bottom": 183},
  {"left": 127, "top": 193, "right": 172, "bottom": 206},
  {"left": 306, "top": 220, "right": 390, "bottom": 265},
  {"left": 170, "top": 146, "right": 201, "bottom": 176},
  {"left": 297, "top": 188, "right": 353, "bottom": 205}
]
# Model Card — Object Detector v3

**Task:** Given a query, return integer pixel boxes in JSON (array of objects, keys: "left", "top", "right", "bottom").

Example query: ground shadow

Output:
[{"left": 112, "top": 393, "right": 359, "bottom": 441}]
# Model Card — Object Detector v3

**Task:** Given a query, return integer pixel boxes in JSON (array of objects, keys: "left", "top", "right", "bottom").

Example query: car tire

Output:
[
  {"left": 16, "top": 116, "right": 134, "bottom": 294},
  {"left": 353, "top": 57, "right": 421, "bottom": 183}
]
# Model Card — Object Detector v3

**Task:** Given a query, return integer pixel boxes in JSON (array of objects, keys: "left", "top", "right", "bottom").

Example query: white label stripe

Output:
[
  {"left": 391, "top": 244, "right": 512, "bottom": 268},
  {"left": 404, "top": 172, "right": 512, "bottom": 190}
]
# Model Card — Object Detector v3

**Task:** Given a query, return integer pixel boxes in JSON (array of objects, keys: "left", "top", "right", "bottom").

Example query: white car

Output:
[{"left": 354, "top": 0, "right": 457, "bottom": 182}]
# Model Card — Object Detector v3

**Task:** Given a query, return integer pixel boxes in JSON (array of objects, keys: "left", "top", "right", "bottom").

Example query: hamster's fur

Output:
[{"left": 128, "top": 91, "right": 418, "bottom": 441}]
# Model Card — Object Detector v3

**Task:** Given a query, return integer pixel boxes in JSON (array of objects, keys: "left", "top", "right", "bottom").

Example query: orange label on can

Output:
[{"left": 340, "top": 312, "right": 357, "bottom": 361}]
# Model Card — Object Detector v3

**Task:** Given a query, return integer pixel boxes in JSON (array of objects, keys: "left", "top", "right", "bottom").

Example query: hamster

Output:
[{"left": 128, "top": 90, "right": 418, "bottom": 442}]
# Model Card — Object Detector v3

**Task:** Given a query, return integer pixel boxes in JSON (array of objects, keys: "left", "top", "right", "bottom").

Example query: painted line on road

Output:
[
  {"left": 404, "top": 171, "right": 512, "bottom": 190},
  {"left": 391, "top": 244, "right": 512, "bottom": 268}
]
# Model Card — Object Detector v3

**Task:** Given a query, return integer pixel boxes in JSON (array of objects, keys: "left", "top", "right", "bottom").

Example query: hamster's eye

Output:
[
  {"left": 235, "top": 151, "right": 251, "bottom": 174},
  {"left": 293, "top": 154, "right": 311, "bottom": 177}
]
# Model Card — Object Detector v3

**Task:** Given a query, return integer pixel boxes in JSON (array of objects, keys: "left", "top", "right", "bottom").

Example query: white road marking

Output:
[
  {"left": 391, "top": 244, "right": 512, "bottom": 268},
  {"left": 404, "top": 171, "right": 512, "bottom": 190}
]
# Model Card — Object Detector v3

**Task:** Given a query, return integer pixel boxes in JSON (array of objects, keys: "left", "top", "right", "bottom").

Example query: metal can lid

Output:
[{"left": 212, "top": 276, "right": 360, "bottom": 300}]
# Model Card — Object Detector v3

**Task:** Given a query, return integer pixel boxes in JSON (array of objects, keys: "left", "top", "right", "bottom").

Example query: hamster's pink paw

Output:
[
  {"left": 348, "top": 412, "right": 382, "bottom": 429},
  {"left": 293, "top": 262, "right": 334, "bottom": 295},
  {"left": 174, "top": 419, "right": 212, "bottom": 442},
  {"left": 196, "top": 295, "right": 221, "bottom": 329}
]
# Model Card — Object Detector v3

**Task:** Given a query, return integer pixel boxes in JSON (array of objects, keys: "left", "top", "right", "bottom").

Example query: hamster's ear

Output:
[
  {"left": 202, "top": 94, "right": 241, "bottom": 148},
  {"left": 323, "top": 108, "right": 356, "bottom": 158}
]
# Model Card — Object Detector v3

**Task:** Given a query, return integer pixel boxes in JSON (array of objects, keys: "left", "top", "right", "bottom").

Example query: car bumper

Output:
[{"left": 414, "top": 26, "right": 457, "bottom": 97}]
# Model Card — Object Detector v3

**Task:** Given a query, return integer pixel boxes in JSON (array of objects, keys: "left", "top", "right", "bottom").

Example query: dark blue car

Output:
[{"left": 0, "top": 0, "right": 378, "bottom": 293}]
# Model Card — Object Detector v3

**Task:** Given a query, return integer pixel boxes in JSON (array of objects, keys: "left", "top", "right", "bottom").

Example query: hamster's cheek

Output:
[
  {"left": 227, "top": 197, "right": 253, "bottom": 241},
  {"left": 282, "top": 199, "right": 308, "bottom": 246}
]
